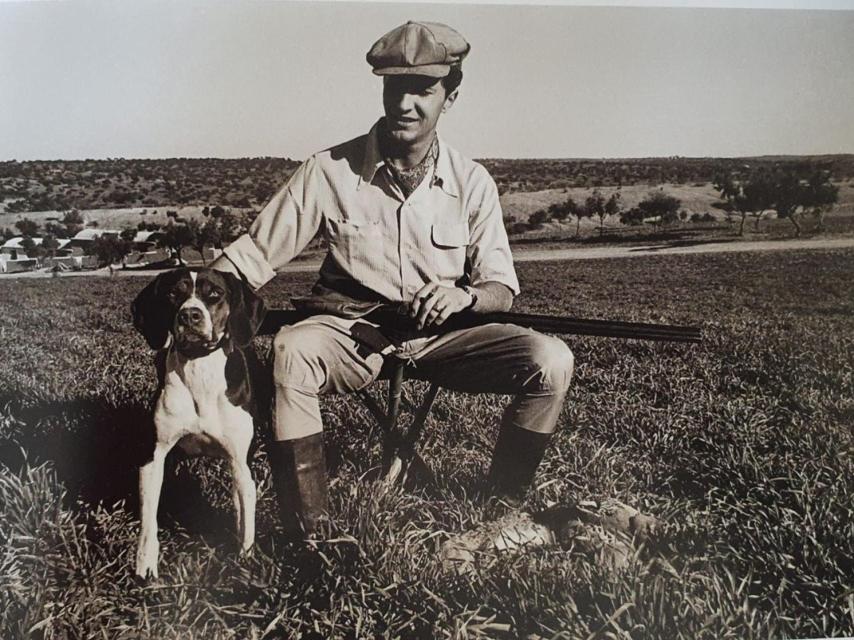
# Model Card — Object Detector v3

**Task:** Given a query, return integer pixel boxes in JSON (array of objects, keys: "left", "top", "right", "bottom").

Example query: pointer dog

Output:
[{"left": 131, "top": 267, "right": 265, "bottom": 579}]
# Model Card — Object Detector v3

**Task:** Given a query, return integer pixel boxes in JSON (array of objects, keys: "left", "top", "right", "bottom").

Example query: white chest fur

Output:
[{"left": 155, "top": 348, "right": 251, "bottom": 455}]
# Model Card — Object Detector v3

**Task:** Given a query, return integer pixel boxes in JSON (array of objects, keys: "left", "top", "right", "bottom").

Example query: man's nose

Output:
[
  {"left": 393, "top": 91, "right": 414, "bottom": 113},
  {"left": 178, "top": 307, "right": 204, "bottom": 326}
]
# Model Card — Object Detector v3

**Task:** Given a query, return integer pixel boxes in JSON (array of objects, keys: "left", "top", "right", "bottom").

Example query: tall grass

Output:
[{"left": 1, "top": 249, "right": 852, "bottom": 638}]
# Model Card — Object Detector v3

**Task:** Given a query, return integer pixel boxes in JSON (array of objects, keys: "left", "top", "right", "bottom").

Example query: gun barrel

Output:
[
  {"left": 260, "top": 307, "right": 701, "bottom": 343},
  {"left": 477, "top": 312, "right": 702, "bottom": 343}
]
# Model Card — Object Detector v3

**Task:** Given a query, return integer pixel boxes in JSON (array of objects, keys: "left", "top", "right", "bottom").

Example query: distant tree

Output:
[
  {"left": 186, "top": 218, "right": 208, "bottom": 264},
  {"left": 714, "top": 171, "right": 746, "bottom": 234},
  {"left": 585, "top": 190, "right": 606, "bottom": 235},
  {"left": 603, "top": 192, "right": 622, "bottom": 233},
  {"left": 573, "top": 202, "right": 593, "bottom": 238},
  {"left": 120, "top": 227, "right": 137, "bottom": 243},
  {"left": 773, "top": 167, "right": 838, "bottom": 237},
  {"left": 1, "top": 227, "right": 15, "bottom": 241},
  {"left": 773, "top": 170, "right": 808, "bottom": 237},
  {"left": 548, "top": 197, "right": 576, "bottom": 222},
  {"left": 92, "top": 234, "right": 132, "bottom": 267},
  {"left": 638, "top": 190, "right": 682, "bottom": 228},
  {"left": 713, "top": 168, "right": 773, "bottom": 235},
  {"left": 20, "top": 236, "right": 36, "bottom": 256},
  {"left": 62, "top": 209, "right": 84, "bottom": 237},
  {"left": 619, "top": 207, "right": 646, "bottom": 226},
  {"left": 43, "top": 221, "right": 69, "bottom": 238},
  {"left": 159, "top": 221, "right": 196, "bottom": 265},
  {"left": 42, "top": 234, "right": 60, "bottom": 253},
  {"left": 15, "top": 217, "right": 39, "bottom": 237},
  {"left": 743, "top": 170, "right": 775, "bottom": 232},
  {"left": 217, "top": 210, "right": 250, "bottom": 246},
  {"left": 803, "top": 169, "right": 839, "bottom": 233},
  {"left": 529, "top": 209, "right": 550, "bottom": 228},
  {"left": 198, "top": 219, "right": 225, "bottom": 263}
]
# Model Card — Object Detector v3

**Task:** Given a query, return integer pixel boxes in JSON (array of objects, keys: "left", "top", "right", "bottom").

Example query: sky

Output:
[{"left": 1, "top": 0, "right": 853, "bottom": 161}]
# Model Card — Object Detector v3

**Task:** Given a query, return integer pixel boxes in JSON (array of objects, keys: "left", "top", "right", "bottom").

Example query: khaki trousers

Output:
[{"left": 272, "top": 315, "right": 574, "bottom": 441}]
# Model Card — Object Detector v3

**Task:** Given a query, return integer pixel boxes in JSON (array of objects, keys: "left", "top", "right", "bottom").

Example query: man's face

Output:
[{"left": 382, "top": 74, "right": 457, "bottom": 147}]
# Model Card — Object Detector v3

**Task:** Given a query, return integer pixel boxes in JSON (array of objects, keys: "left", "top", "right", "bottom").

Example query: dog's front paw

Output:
[
  {"left": 135, "top": 561, "right": 159, "bottom": 581},
  {"left": 136, "top": 543, "right": 160, "bottom": 580}
]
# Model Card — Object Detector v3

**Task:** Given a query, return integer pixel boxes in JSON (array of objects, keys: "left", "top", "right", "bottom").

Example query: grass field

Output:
[{"left": 1, "top": 249, "right": 853, "bottom": 638}]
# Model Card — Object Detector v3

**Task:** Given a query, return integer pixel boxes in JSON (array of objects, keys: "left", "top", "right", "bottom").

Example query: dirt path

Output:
[
  {"left": 3, "top": 237, "right": 853, "bottom": 279},
  {"left": 511, "top": 236, "right": 854, "bottom": 263}
]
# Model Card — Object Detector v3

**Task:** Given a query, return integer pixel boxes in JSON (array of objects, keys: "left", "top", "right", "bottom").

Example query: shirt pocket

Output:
[
  {"left": 325, "top": 216, "right": 381, "bottom": 238},
  {"left": 431, "top": 222, "right": 470, "bottom": 249},
  {"left": 428, "top": 222, "right": 469, "bottom": 284},
  {"left": 324, "top": 216, "right": 382, "bottom": 269}
]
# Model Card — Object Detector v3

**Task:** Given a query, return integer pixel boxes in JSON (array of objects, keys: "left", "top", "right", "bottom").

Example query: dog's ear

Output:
[
  {"left": 222, "top": 271, "right": 266, "bottom": 348},
  {"left": 131, "top": 272, "right": 174, "bottom": 350}
]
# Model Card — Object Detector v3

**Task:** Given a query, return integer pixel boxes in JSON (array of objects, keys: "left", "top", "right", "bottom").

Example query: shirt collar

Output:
[
  {"left": 432, "top": 134, "right": 459, "bottom": 198},
  {"left": 358, "top": 118, "right": 459, "bottom": 198},
  {"left": 358, "top": 119, "right": 385, "bottom": 188}
]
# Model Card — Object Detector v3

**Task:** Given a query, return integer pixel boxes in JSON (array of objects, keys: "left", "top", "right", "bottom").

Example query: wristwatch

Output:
[{"left": 461, "top": 285, "right": 478, "bottom": 311}]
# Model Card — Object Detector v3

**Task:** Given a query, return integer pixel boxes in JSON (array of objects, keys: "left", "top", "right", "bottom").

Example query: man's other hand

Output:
[{"left": 409, "top": 283, "right": 473, "bottom": 329}]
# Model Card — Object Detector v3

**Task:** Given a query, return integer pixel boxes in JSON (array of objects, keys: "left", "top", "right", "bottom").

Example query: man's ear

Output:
[
  {"left": 131, "top": 273, "right": 174, "bottom": 351},
  {"left": 223, "top": 271, "right": 266, "bottom": 349},
  {"left": 442, "top": 88, "right": 458, "bottom": 113}
]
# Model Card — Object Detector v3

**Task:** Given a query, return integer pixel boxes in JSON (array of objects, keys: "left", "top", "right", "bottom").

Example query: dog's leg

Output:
[
  {"left": 229, "top": 417, "right": 256, "bottom": 554},
  {"left": 232, "top": 477, "right": 243, "bottom": 541},
  {"left": 136, "top": 441, "right": 172, "bottom": 579},
  {"left": 232, "top": 458, "right": 256, "bottom": 554}
]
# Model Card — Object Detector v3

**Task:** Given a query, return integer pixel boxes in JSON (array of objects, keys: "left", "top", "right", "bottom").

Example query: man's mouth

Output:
[{"left": 390, "top": 117, "right": 418, "bottom": 128}]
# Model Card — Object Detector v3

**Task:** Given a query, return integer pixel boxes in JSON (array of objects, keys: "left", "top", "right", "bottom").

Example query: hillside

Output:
[{"left": 2, "top": 155, "right": 852, "bottom": 215}]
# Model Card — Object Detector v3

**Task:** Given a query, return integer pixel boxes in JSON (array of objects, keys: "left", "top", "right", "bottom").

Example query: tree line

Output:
[
  {"left": 713, "top": 166, "right": 838, "bottom": 237},
  {"left": 518, "top": 189, "right": 691, "bottom": 236},
  {"left": 517, "top": 164, "right": 839, "bottom": 237},
  {"left": 2, "top": 206, "right": 252, "bottom": 268}
]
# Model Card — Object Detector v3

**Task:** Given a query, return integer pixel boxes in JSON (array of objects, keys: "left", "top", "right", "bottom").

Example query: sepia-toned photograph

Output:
[{"left": 1, "top": 0, "right": 853, "bottom": 637}]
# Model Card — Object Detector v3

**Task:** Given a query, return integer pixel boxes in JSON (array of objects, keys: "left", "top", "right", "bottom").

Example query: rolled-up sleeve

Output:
[
  {"left": 466, "top": 167, "right": 520, "bottom": 295},
  {"left": 220, "top": 157, "right": 323, "bottom": 290}
]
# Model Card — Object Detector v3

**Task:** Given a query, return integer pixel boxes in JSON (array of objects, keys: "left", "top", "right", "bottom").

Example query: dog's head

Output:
[{"left": 131, "top": 268, "right": 266, "bottom": 355}]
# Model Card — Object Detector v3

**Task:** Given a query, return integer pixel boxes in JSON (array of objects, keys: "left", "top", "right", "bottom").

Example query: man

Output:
[{"left": 212, "top": 21, "right": 574, "bottom": 538}]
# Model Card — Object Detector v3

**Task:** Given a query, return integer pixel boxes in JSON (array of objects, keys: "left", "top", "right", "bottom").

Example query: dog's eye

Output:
[{"left": 207, "top": 289, "right": 223, "bottom": 301}]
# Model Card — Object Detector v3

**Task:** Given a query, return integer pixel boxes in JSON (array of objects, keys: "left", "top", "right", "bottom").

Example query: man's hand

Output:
[{"left": 409, "top": 283, "right": 473, "bottom": 330}]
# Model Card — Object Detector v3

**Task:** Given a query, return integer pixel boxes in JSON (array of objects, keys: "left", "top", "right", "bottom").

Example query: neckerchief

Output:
[{"left": 384, "top": 136, "right": 439, "bottom": 199}]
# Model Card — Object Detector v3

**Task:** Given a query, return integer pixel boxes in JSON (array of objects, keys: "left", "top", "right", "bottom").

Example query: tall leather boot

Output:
[
  {"left": 267, "top": 433, "right": 329, "bottom": 539},
  {"left": 487, "top": 425, "right": 552, "bottom": 506}
]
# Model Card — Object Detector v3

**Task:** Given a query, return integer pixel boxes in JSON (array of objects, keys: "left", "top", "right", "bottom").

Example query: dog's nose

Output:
[{"left": 178, "top": 308, "right": 204, "bottom": 326}]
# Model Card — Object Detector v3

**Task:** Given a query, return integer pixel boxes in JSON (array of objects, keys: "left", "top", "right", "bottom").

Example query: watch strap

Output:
[{"left": 462, "top": 285, "right": 478, "bottom": 310}]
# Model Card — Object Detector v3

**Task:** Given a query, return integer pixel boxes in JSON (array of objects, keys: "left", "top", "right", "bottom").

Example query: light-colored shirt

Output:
[{"left": 222, "top": 119, "right": 520, "bottom": 301}]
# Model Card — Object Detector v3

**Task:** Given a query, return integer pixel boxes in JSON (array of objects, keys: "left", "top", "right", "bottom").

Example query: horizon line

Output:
[{"left": 3, "top": 152, "right": 853, "bottom": 164}]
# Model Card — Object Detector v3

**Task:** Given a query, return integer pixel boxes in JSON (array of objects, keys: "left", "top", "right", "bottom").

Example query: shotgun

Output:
[{"left": 259, "top": 305, "right": 702, "bottom": 343}]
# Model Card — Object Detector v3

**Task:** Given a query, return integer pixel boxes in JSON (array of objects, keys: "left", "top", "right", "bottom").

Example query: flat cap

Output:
[{"left": 367, "top": 21, "right": 470, "bottom": 78}]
